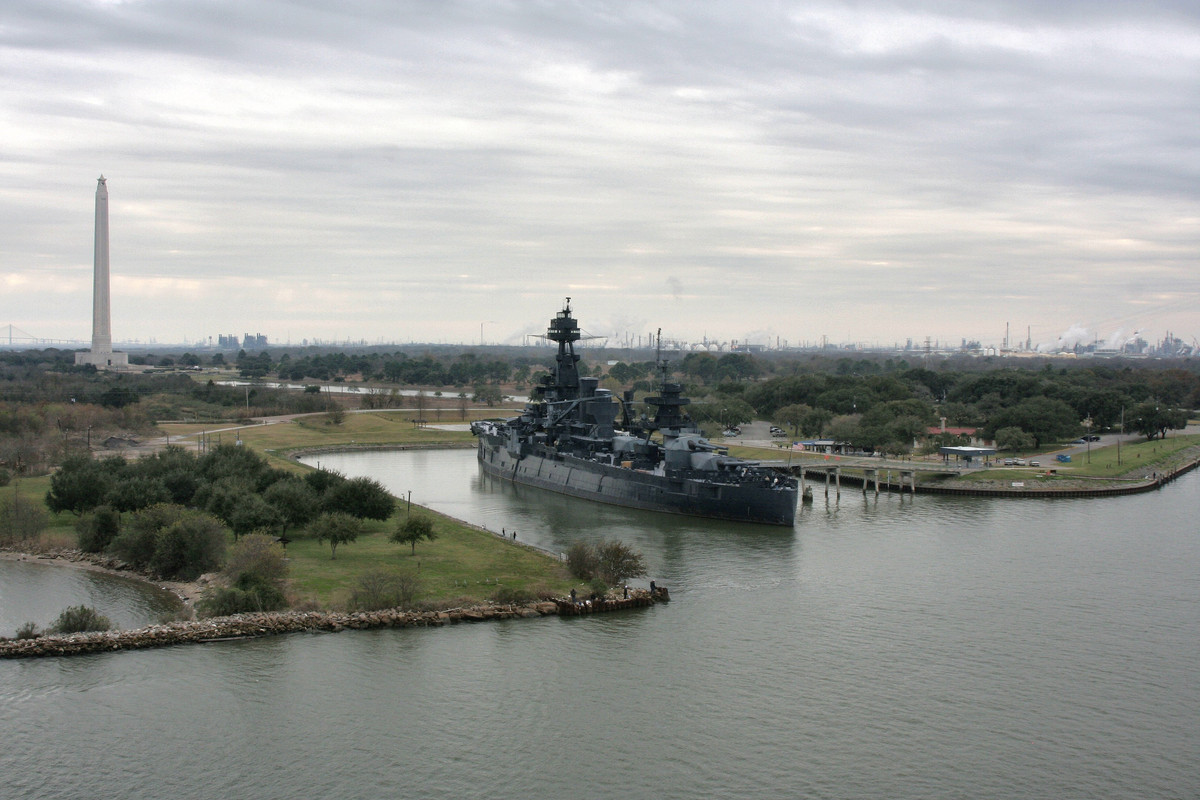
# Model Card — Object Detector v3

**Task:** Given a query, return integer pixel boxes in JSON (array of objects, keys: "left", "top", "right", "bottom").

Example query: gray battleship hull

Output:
[{"left": 477, "top": 435, "right": 797, "bottom": 526}]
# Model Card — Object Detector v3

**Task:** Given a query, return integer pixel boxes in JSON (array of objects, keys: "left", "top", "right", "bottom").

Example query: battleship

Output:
[{"left": 471, "top": 300, "right": 799, "bottom": 525}]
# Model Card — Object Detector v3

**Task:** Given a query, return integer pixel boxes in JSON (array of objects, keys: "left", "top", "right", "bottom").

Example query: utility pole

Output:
[{"left": 1117, "top": 407, "right": 1124, "bottom": 466}]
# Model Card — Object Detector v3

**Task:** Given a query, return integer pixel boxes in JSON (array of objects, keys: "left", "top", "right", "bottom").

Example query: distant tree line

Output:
[
  {"left": 3, "top": 347, "right": 1197, "bottom": 467},
  {"left": 685, "top": 360, "right": 1197, "bottom": 451}
]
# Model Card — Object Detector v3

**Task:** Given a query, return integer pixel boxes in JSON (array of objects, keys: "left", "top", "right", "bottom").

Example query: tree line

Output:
[
  {"left": 677, "top": 360, "right": 1197, "bottom": 453},
  {"left": 45, "top": 443, "right": 395, "bottom": 575}
]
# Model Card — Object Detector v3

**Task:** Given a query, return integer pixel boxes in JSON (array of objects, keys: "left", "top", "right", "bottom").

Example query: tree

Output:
[
  {"left": 712, "top": 398, "right": 755, "bottom": 430},
  {"left": 304, "top": 466, "right": 346, "bottom": 497},
  {"left": 775, "top": 404, "right": 811, "bottom": 438},
  {"left": 994, "top": 426, "right": 1035, "bottom": 452},
  {"left": 308, "top": 512, "right": 362, "bottom": 559},
  {"left": 566, "top": 539, "right": 647, "bottom": 585},
  {"left": 826, "top": 414, "right": 862, "bottom": 446},
  {"left": 473, "top": 384, "right": 502, "bottom": 407},
  {"left": 228, "top": 493, "right": 281, "bottom": 541},
  {"left": 198, "top": 443, "right": 274, "bottom": 490},
  {"left": 0, "top": 491, "right": 49, "bottom": 545},
  {"left": 107, "top": 474, "right": 172, "bottom": 513},
  {"left": 800, "top": 407, "right": 833, "bottom": 438},
  {"left": 596, "top": 540, "right": 648, "bottom": 584},
  {"left": 150, "top": 513, "right": 228, "bottom": 580},
  {"left": 195, "top": 478, "right": 253, "bottom": 531},
  {"left": 76, "top": 505, "right": 121, "bottom": 553},
  {"left": 263, "top": 477, "right": 320, "bottom": 537},
  {"left": 322, "top": 476, "right": 395, "bottom": 521},
  {"left": 986, "top": 397, "right": 1079, "bottom": 447},
  {"left": 716, "top": 353, "right": 760, "bottom": 382},
  {"left": 1130, "top": 402, "right": 1189, "bottom": 440},
  {"left": 45, "top": 454, "right": 114, "bottom": 515},
  {"left": 391, "top": 514, "right": 437, "bottom": 555}
]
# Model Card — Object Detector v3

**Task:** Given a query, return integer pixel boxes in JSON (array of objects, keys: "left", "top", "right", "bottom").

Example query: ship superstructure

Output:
[{"left": 471, "top": 300, "right": 798, "bottom": 525}]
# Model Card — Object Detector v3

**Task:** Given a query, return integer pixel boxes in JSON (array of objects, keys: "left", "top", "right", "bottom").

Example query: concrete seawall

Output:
[
  {"left": 0, "top": 590, "right": 667, "bottom": 659},
  {"left": 802, "top": 452, "right": 1200, "bottom": 499}
]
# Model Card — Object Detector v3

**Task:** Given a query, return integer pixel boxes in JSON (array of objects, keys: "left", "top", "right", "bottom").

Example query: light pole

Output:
[
  {"left": 1084, "top": 416, "right": 1092, "bottom": 464},
  {"left": 1117, "top": 407, "right": 1124, "bottom": 466}
]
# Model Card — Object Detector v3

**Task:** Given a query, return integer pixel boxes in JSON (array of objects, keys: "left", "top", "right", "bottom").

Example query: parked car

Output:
[
  {"left": 1083, "top": 434, "right": 1100, "bottom": 442},
  {"left": 1014, "top": 458, "right": 1026, "bottom": 466},
  {"left": 1056, "top": 454, "right": 1072, "bottom": 463},
  {"left": 1030, "top": 460, "right": 1041, "bottom": 467},
  {"left": 770, "top": 426, "right": 785, "bottom": 436},
  {"left": 1004, "top": 458, "right": 1014, "bottom": 466}
]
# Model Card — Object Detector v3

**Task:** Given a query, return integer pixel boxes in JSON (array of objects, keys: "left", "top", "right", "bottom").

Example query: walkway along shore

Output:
[
  {"left": 799, "top": 449, "right": 1200, "bottom": 499},
  {"left": 0, "top": 589, "right": 669, "bottom": 659}
]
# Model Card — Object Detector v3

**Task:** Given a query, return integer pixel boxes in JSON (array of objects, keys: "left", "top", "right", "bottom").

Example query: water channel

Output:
[{"left": 2, "top": 447, "right": 1197, "bottom": 799}]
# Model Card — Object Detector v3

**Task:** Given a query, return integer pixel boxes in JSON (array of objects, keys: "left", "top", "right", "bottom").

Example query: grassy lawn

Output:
[
  {"left": 283, "top": 511, "right": 576, "bottom": 609},
  {"left": 945, "top": 434, "right": 1200, "bottom": 482},
  {"left": 8, "top": 405, "right": 583, "bottom": 611}
]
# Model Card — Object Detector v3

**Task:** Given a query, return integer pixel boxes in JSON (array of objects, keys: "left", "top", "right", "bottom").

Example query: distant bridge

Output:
[{"left": 0, "top": 324, "right": 86, "bottom": 347}]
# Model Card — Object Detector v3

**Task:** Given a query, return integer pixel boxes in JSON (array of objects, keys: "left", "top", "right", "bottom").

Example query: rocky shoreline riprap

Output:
[{"left": 0, "top": 591, "right": 665, "bottom": 659}]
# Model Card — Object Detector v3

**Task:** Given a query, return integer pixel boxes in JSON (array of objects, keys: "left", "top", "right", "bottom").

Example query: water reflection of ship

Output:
[{"left": 471, "top": 299, "right": 798, "bottom": 526}]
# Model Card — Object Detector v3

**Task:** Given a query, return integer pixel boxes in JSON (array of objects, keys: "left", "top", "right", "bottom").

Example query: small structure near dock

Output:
[{"left": 555, "top": 586, "right": 668, "bottom": 616}]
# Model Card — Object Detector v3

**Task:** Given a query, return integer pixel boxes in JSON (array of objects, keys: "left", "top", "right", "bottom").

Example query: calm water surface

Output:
[
  {"left": 2, "top": 449, "right": 1197, "bottom": 799},
  {"left": 0, "top": 559, "right": 181, "bottom": 638}
]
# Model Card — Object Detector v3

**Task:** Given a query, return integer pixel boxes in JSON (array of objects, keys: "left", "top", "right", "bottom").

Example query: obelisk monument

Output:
[{"left": 75, "top": 176, "right": 128, "bottom": 369}]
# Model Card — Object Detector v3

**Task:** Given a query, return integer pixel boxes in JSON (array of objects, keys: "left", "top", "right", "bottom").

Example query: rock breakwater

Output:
[{"left": 0, "top": 590, "right": 666, "bottom": 659}]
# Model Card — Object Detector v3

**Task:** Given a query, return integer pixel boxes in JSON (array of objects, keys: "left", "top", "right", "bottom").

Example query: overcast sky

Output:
[{"left": 2, "top": 0, "right": 1198, "bottom": 352}]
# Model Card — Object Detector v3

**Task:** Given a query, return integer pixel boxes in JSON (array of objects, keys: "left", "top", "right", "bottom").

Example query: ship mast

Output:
[
  {"left": 643, "top": 327, "right": 693, "bottom": 437},
  {"left": 544, "top": 297, "right": 582, "bottom": 401}
]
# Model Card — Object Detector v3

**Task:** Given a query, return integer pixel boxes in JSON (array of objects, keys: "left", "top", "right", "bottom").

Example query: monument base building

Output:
[{"left": 75, "top": 350, "right": 129, "bottom": 369}]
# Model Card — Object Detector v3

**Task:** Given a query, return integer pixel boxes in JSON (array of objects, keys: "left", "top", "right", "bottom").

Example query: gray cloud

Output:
[{"left": 1, "top": 1, "right": 1197, "bottom": 348}]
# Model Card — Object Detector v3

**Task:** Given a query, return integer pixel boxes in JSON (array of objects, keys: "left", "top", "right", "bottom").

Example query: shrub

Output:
[
  {"left": 109, "top": 504, "right": 228, "bottom": 579},
  {"left": 349, "top": 568, "right": 420, "bottom": 610},
  {"left": 109, "top": 503, "right": 186, "bottom": 569},
  {"left": 566, "top": 540, "right": 598, "bottom": 580},
  {"left": 491, "top": 585, "right": 535, "bottom": 605},
  {"left": 150, "top": 514, "right": 227, "bottom": 580},
  {"left": 107, "top": 523, "right": 159, "bottom": 569},
  {"left": 76, "top": 505, "right": 121, "bottom": 553},
  {"left": 50, "top": 605, "right": 111, "bottom": 633},
  {"left": 223, "top": 533, "right": 287, "bottom": 586},
  {"left": 196, "top": 574, "right": 286, "bottom": 617},
  {"left": 15, "top": 621, "right": 39, "bottom": 639},
  {"left": 197, "top": 587, "right": 254, "bottom": 617}
]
